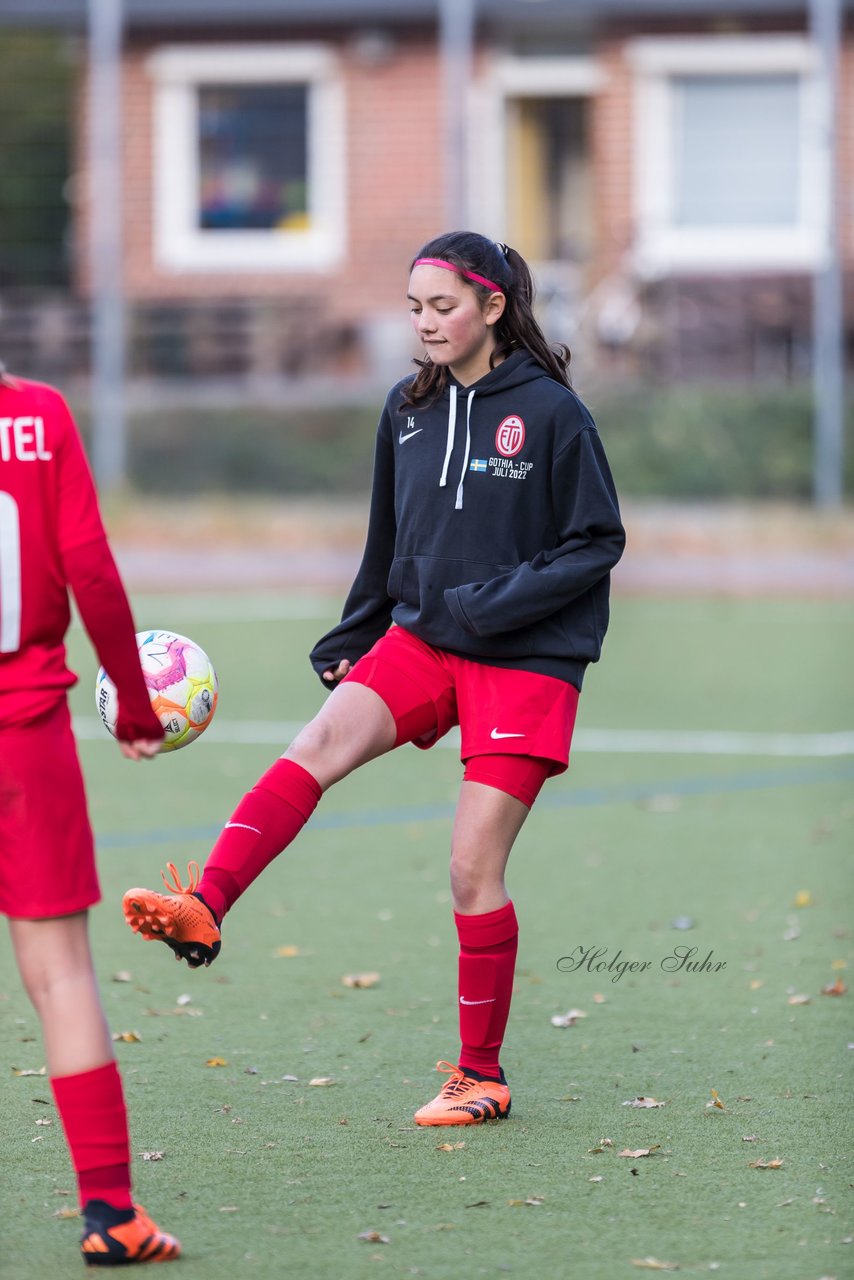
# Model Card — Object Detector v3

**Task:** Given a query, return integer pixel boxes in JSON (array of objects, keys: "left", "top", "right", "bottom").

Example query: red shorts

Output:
[
  {"left": 0, "top": 699, "right": 99, "bottom": 919},
  {"left": 343, "top": 626, "right": 579, "bottom": 776}
]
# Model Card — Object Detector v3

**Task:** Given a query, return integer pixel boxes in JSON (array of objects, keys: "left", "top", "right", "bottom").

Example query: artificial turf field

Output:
[{"left": 0, "top": 594, "right": 852, "bottom": 1280}]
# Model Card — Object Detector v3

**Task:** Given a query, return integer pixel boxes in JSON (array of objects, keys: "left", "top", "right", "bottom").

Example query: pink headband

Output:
[{"left": 413, "top": 257, "right": 504, "bottom": 294}]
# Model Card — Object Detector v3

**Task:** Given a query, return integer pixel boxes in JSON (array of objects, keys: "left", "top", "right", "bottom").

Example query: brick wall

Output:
[{"left": 74, "top": 27, "right": 444, "bottom": 343}]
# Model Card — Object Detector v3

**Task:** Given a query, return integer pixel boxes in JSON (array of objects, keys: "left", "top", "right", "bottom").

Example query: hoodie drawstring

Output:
[
  {"left": 455, "top": 390, "right": 475, "bottom": 510},
  {"left": 439, "top": 383, "right": 457, "bottom": 490},
  {"left": 438, "top": 384, "right": 475, "bottom": 510}
]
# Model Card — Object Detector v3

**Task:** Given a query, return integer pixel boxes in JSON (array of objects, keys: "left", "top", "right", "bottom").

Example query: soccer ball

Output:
[{"left": 96, "top": 630, "right": 219, "bottom": 752}]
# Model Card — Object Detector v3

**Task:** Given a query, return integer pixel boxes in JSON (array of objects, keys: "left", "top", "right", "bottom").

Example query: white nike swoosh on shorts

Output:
[
  {"left": 459, "top": 996, "right": 497, "bottom": 1005},
  {"left": 399, "top": 430, "right": 423, "bottom": 443},
  {"left": 490, "top": 729, "right": 525, "bottom": 739}
]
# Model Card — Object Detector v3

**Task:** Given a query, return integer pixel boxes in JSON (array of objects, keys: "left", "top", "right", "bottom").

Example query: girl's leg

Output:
[
  {"left": 10, "top": 912, "right": 131, "bottom": 1209},
  {"left": 193, "top": 681, "right": 398, "bottom": 920},
  {"left": 449, "top": 776, "right": 532, "bottom": 1080},
  {"left": 123, "top": 681, "right": 402, "bottom": 962},
  {"left": 414, "top": 756, "right": 551, "bottom": 1126}
]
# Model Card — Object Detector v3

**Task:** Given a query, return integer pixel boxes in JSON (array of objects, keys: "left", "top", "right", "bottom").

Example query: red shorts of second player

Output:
[
  {"left": 342, "top": 625, "right": 579, "bottom": 776},
  {"left": 0, "top": 698, "right": 100, "bottom": 919}
]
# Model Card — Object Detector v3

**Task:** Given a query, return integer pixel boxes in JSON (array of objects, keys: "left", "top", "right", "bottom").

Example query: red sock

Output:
[
  {"left": 196, "top": 758, "right": 322, "bottom": 920},
  {"left": 50, "top": 1060, "right": 132, "bottom": 1210},
  {"left": 455, "top": 900, "right": 518, "bottom": 1079}
]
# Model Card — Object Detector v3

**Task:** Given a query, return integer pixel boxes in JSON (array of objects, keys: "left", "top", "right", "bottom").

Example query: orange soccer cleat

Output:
[
  {"left": 414, "top": 1061, "right": 511, "bottom": 1126},
  {"left": 123, "top": 861, "right": 221, "bottom": 969},
  {"left": 80, "top": 1201, "right": 180, "bottom": 1266}
]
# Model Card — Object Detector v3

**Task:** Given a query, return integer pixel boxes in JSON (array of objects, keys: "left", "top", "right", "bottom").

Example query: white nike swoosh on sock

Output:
[
  {"left": 224, "top": 821, "right": 262, "bottom": 834},
  {"left": 459, "top": 996, "right": 497, "bottom": 1005}
]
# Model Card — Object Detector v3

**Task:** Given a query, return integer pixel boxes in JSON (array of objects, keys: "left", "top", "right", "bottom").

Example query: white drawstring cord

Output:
[
  {"left": 454, "top": 390, "right": 475, "bottom": 509},
  {"left": 439, "top": 383, "right": 457, "bottom": 489}
]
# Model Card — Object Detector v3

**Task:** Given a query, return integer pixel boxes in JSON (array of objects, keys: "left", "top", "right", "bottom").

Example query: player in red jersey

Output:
[
  {"left": 123, "top": 232, "right": 624, "bottom": 1127},
  {"left": 0, "top": 367, "right": 180, "bottom": 1264}
]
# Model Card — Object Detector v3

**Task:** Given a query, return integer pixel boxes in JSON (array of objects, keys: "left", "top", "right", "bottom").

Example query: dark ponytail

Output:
[{"left": 402, "top": 230, "right": 571, "bottom": 410}]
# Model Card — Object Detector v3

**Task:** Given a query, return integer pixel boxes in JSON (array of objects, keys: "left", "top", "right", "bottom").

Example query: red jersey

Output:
[{"left": 0, "top": 375, "right": 160, "bottom": 740}]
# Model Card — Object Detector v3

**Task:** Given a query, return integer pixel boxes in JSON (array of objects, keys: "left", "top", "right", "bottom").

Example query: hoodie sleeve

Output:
[
  {"left": 309, "top": 406, "right": 397, "bottom": 682},
  {"left": 443, "top": 426, "right": 624, "bottom": 639}
]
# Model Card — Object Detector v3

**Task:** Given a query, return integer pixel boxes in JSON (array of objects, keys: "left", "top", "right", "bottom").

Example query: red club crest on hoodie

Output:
[{"left": 495, "top": 415, "right": 525, "bottom": 457}]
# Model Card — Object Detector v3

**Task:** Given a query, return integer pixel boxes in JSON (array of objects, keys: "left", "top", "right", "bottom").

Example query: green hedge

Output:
[
  {"left": 588, "top": 382, "right": 853, "bottom": 500},
  {"left": 116, "top": 383, "right": 852, "bottom": 500}
]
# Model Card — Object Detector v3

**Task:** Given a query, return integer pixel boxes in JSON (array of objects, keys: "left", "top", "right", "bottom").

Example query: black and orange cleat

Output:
[
  {"left": 413, "top": 1061, "right": 511, "bottom": 1126},
  {"left": 122, "top": 861, "right": 221, "bottom": 969},
  {"left": 80, "top": 1201, "right": 181, "bottom": 1266}
]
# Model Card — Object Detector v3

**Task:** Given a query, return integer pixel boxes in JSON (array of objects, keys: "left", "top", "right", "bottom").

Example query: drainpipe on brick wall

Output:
[
  {"left": 88, "top": 0, "right": 126, "bottom": 493},
  {"left": 439, "top": 0, "right": 475, "bottom": 229},
  {"left": 810, "top": 0, "right": 845, "bottom": 508}
]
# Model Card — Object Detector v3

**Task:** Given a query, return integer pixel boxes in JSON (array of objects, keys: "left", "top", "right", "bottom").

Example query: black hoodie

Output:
[{"left": 310, "top": 350, "right": 625, "bottom": 689}]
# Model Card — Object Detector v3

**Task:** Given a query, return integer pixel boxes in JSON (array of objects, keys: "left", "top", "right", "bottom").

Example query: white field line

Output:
[
  {"left": 125, "top": 593, "right": 338, "bottom": 622},
  {"left": 71, "top": 718, "right": 854, "bottom": 757}
]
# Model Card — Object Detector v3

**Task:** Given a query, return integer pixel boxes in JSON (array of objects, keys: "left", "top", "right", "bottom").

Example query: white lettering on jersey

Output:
[
  {"left": 0, "top": 416, "right": 53, "bottom": 462},
  {"left": 0, "top": 490, "right": 22, "bottom": 652}
]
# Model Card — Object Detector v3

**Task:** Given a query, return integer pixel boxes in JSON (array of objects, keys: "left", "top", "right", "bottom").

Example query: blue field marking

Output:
[{"left": 96, "top": 760, "right": 854, "bottom": 850}]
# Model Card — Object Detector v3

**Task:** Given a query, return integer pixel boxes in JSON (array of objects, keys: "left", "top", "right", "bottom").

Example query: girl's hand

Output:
[
  {"left": 118, "top": 739, "right": 162, "bottom": 761},
  {"left": 322, "top": 659, "right": 352, "bottom": 684}
]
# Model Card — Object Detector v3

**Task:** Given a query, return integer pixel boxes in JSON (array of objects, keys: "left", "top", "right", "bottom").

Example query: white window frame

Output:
[
  {"left": 148, "top": 43, "right": 346, "bottom": 273},
  {"left": 628, "top": 36, "right": 824, "bottom": 275},
  {"left": 468, "top": 54, "right": 604, "bottom": 241}
]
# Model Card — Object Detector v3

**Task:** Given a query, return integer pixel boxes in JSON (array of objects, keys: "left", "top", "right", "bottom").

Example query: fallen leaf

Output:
[
  {"left": 34, "top": 1117, "right": 52, "bottom": 1127},
  {"left": 631, "top": 1259, "right": 679, "bottom": 1271},
  {"left": 436, "top": 1142, "right": 465, "bottom": 1151},
  {"left": 219, "top": 1206, "right": 239, "bottom": 1213},
  {"left": 53, "top": 1207, "right": 80, "bottom": 1219},
  {"left": 787, "top": 994, "right": 811, "bottom": 1005},
  {"left": 623, "top": 1096, "right": 665, "bottom": 1108},
  {"left": 748, "top": 1158, "right": 784, "bottom": 1169},
  {"left": 742, "top": 1135, "right": 761, "bottom": 1142},
  {"left": 589, "top": 1175, "right": 604, "bottom": 1183},
  {"left": 205, "top": 1057, "right": 228, "bottom": 1067},
  {"left": 793, "top": 890, "right": 813, "bottom": 908},
  {"left": 308, "top": 1076, "right": 335, "bottom": 1087},
  {"left": 111, "top": 971, "right": 133, "bottom": 983},
  {"left": 176, "top": 994, "right": 192, "bottom": 1006},
  {"left": 618, "top": 1146, "right": 661, "bottom": 1158},
  {"left": 12, "top": 1066, "right": 46, "bottom": 1076},
  {"left": 342, "top": 972, "right": 381, "bottom": 989},
  {"left": 593, "top": 993, "right": 606, "bottom": 1004},
  {"left": 112, "top": 1031, "right": 142, "bottom": 1043},
  {"left": 275, "top": 945, "right": 301, "bottom": 958},
  {"left": 707, "top": 1089, "right": 726, "bottom": 1111},
  {"left": 749, "top": 979, "right": 764, "bottom": 990},
  {"left": 357, "top": 1230, "right": 390, "bottom": 1243},
  {"left": 507, "top": 1196, "right": 544, "bottom": 1206},
  {"left": 822, "top": 977, "right": 847, "bottom": 996},
  {"left": 551, "top": 1009, "right": 587, "bottom": 1028},
  {"left": 138, "top": 1151, "right": 164, "bottom": 1161}
]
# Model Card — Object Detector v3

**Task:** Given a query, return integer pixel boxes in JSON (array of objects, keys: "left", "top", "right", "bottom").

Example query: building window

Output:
[
  {"left": 149, "top": 45, "right": 345, "bottom": 272},
  {"left": 629, "top": 37, "right": 823, "bottom": 273}
]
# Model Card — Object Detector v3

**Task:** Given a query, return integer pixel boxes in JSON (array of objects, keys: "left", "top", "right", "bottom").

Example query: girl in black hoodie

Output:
[{"left": 123, "top": 231, "right": 625, "bottom": 1127}]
